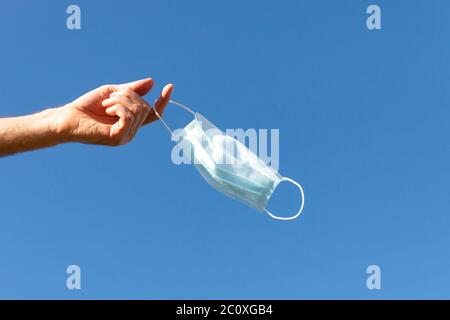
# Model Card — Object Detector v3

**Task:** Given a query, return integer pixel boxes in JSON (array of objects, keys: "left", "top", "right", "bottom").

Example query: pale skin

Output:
[{"left": 0, "top": 78, "right": 173, "bottom": 157}]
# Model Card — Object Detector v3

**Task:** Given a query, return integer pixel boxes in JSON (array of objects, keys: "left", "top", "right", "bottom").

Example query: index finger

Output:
[{"left": 110, "top": 78, "right": 154, "bottom": 97}]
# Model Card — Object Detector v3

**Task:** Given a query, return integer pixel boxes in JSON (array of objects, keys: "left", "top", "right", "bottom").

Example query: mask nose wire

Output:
[{"left": 152, "top": 99, "right": 196, "bottom": 135}]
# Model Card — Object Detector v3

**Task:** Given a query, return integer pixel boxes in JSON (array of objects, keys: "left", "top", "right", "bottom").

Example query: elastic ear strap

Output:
[
  {"left": 153, "top": 102, "right": 173, "bottom": 135},
  {"left": 153, "top": 99, "right": 196, "bottom": 135},
  {"left": 264, "top": 177, "right": 305, "bottom": 221}
]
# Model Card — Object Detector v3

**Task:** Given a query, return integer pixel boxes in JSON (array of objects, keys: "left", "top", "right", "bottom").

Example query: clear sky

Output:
[{"left": 0, "top": 0, "right": 449, "bottom": 299}]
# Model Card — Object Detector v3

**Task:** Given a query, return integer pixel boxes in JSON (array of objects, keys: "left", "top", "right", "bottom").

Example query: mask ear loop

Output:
[
  {"left": 153, "top": 99, "right": 196, "bottom": 135},
  {"left": 264, "top": 177, "right": 305, "bottom": 221}
]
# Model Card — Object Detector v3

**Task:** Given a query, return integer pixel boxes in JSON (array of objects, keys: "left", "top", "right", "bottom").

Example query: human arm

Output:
[{"left": 0, "top": 78, "right": 173, "bottom": 157}]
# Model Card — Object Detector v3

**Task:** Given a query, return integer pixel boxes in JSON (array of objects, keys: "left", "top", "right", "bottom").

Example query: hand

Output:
[{"left": 57, "top": 78, "right": 173, "bottom": 146}]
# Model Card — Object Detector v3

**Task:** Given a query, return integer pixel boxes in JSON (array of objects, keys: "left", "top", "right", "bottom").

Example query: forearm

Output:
[{"left": 0, "top": 107, "right": 67, "bottom": 157}]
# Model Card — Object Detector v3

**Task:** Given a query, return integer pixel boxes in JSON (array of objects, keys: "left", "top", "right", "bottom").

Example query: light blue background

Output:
[{"left": 0, "top": 0, "right": 449, "bottom": 299}]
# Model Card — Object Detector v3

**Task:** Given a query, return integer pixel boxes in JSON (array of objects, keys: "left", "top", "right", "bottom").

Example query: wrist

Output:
[{"left": 40, "top": 106, "right": 73, "bottom": 144}]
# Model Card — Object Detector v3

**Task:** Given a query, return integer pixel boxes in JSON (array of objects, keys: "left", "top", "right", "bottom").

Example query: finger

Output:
[
  {"left": 103, "top": 89, "right": 146, "bottom": 115},
  {"left": 136, "top": 100, "right": 151, "bottom": 128},
  {"left": 105, "top": 89, "right": 151, "bottom": 140},
  {"left": 108, "top": 104, "right": 134, "bottom": 143},
  {"left": 105, "top": 105, "right": 117, "bottom": 116},
  {"left": 127, "top": 101, "right": 149, "bottom": 141},
  {"left": 143, "top": 83, "right": 174, "bottom": 126},
  {"left": 117, "top": 78, "right": 154, "bottom": 97},
  {"left": 115, "top": 87, "right": 142, "bottom": 101},
  {"left": 120, "top": 89, "right": 150, "bottom": 139},
  {"left": 102, "top": 94, "right": 136, "bottom": 113}
]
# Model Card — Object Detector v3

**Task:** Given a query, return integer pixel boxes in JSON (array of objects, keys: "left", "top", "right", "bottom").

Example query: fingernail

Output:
[{"left": 162, "top": 84, "right": 173, "bottom": 97}]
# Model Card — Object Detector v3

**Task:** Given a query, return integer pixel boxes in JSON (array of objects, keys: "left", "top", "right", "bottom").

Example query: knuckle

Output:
[
  {"left": 142, "top": 104, "right": 150, "bottom": 115},
  {"left": 124, "top": 87, "right": 134, "bottom": 95},
  {"left": 99, "top": 85, "right": 113, "bottom": 95},
  {"left": 111, "top": 134, "right": 128, "bottom": 147},
  {"left": 116, "top": 91, "right": 126, "bottom": 98},
  {"left": 109, "top": 137, "right": 121, "bottom": 147},
  {"left": 125, "top": 111, "right": 134, "bottom": 121},
  {"left": 131, "top": 103, "right": 141, "bottom": 114},
  {"left": 140, "top": 100, "right": 150, "bottom": 110},
  {"left": 137, "top": 102, "right": 146, "bottom": 110}
]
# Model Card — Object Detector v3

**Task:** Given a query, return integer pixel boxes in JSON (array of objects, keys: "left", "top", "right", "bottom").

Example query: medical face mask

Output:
[{"left": 154, "top": 100, "right": 305, "bottom": 221}]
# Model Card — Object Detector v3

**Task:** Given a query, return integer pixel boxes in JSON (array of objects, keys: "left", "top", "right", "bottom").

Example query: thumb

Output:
[
  {"left": 143, "top": 83, "right": 174, "bottom": 126},
  {"left": 119, "top": 78, "right": 154, "bottom": 96}
]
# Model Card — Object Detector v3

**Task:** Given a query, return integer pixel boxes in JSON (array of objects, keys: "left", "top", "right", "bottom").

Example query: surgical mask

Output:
[{"left": 153, "top": 100, "right": 305, "bottom": 221}]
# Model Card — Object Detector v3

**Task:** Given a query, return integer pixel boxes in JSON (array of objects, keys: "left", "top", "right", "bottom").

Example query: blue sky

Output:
[{"left": 0, "top": 0, "right": 449, "bottom": 299}]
